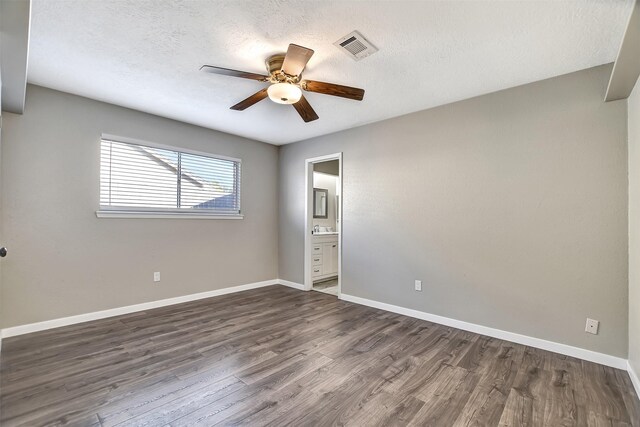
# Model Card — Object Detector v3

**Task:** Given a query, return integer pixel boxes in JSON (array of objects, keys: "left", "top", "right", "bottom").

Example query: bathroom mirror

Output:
[{"left": 313, "top": 188, "right": 328, "bottom": 218}]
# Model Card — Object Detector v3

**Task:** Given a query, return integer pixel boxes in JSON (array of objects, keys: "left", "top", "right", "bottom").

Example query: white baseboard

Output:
[
  {"left": 340, "top": 293, "right": 627, "bottom": 370},
  {"left": 629, "top": 361, "right": 640, "bottom": 397},
  {"left": 1, "top": 279, "right": 281, "bottom": 338},
  {"left": 277, "top": 279, "right": 305, "bottom": 290}
]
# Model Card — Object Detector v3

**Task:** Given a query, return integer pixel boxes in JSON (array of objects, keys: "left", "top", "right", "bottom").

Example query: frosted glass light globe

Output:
[{"left": 267, "top": 83, "right": 302, "bottom": 104}]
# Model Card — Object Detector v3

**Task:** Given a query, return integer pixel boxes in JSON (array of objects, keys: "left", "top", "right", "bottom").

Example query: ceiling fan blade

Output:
[
  {"left": 230, "top": 88, "right": 269, "bottom": 111},
  {"left": 281, "top": 44, "right": 314, "bottom": 76},
  {"left": 302, "top": 80, "right": 365, "bottom": 101},
  {"left": 292, "top": 95, "right": 319, "bottom": 122},
  {"left": 200, "top": 65, "right": 268, "bottom": 82}
]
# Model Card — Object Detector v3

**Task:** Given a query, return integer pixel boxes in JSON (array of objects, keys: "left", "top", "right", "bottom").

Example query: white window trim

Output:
[
  {"left": 97, "top": 134, "right": 243, "bottom": 220},
  {"left": 95, "top": 210, "right": 243, "bottom": 220}
]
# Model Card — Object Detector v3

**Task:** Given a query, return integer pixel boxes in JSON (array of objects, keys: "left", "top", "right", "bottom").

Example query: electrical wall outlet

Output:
[
  {"left": 154, "top": 272, "right": 161, "bottom": 282},
  {"left": 414, "top": 280, "right": 422, "bottom": 291},
  {"left": 585, "top": 318, "right": 599, "bottom": 335}
]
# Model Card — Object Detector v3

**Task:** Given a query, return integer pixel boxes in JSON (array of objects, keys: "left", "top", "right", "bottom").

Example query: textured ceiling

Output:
[{"left": 28, "top": 0, "right": 633, "bottom": 145}]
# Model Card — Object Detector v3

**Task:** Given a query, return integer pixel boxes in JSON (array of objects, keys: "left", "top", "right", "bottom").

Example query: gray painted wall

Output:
[
  {"left": 0, "top": 57, "right": 3, "bottom": 336},
  {"left": 0, "top": 0, "right": 30, "bottom": 113},
  {"left": 629, "top": 80, "right": 640, "bottom": 373},
  {"left": 279, "top": 64, "right": 629, "bottom": 357},
  {"left": 0, "top": 85, "right": 278, "bottom": 328}
]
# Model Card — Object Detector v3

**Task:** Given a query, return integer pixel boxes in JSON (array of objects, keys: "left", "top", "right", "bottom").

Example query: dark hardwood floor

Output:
[{"left": 1, "top": 285, "right": 638, "bottom": 426}]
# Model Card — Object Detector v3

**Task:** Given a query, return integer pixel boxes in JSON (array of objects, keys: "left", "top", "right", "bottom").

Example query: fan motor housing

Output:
[{"left": 265, "top": 54, "right": 285, "bottom": 75}]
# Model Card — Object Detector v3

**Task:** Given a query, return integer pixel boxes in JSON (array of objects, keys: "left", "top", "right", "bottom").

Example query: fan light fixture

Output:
[
  {"left": 200, "top": 43, "right": 365, "bottom": 122},
  {"left": 267, "top": 83, "right": 302, "bottom": 104}
]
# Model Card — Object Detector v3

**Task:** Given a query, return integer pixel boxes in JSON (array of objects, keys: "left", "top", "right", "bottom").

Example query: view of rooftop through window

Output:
[{"left": 100, "top": 139, "right": 241, "bottom": 214}]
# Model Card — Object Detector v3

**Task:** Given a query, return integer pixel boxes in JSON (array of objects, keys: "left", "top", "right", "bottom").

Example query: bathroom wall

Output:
[
  {"left": 312, "top": 171, "right": 338, "bottom": 231},
  {"left": 314, "top": 160, "right": 339, "bottom": 176}
]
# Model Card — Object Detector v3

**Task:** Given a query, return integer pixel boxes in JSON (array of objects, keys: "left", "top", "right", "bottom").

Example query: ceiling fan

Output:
[{"left": 200, "top": 44, "right": 365, "bottom": 123}]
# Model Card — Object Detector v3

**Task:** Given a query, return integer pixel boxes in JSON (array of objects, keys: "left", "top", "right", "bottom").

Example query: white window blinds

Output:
[{"left": 100, "top": 138, "right": 241, "bottom": 215}]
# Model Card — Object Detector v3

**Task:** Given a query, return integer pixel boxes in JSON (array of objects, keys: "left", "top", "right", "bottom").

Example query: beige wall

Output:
[
  {"left": 629, "top": 80, "right": 640, "bottom": 374},
  {"left": 0, "top": 85, "right": 279, "bottom": 328},
  {"left": 279, "top": 64, "right": 629, "bottom": 357}
]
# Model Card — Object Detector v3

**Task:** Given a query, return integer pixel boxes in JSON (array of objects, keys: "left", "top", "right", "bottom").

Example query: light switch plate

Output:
[{"left": 415, "top": 280, "right": 422, "bottom": 291}]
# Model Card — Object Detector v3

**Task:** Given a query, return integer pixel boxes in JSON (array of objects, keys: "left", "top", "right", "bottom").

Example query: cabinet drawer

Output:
[
  {"left": 312, "top": 244, "right": 323, "bottom": 255},
  {"left": 311, "top": 266, "right": 323, "bottom": 277},
  {"left": 312, "top": 254, "right": 323, "bottom": 266}
]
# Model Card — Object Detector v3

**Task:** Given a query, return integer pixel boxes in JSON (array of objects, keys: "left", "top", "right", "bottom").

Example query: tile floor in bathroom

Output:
[{"left": 312, "top": 278, "right": 338, "bottom": 296}]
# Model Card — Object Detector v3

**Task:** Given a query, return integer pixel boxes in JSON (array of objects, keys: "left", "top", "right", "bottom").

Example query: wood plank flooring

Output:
[{"left": 1, "top": 285, "right": 638, "bottom": 426}]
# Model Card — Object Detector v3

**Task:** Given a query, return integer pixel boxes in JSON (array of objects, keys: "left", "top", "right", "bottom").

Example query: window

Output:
[{"left": 98, "top": 137, "right": 242, "bottom": 218}]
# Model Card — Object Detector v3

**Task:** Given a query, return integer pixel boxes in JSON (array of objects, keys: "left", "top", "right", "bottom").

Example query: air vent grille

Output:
[{"left": 334, "top": 31, "right": 378, "bottom": 61}]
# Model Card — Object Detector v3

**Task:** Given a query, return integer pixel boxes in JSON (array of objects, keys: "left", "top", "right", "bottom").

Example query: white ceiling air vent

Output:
[{"left": 334, "top": 31, "right": 378, "bottom": 61}]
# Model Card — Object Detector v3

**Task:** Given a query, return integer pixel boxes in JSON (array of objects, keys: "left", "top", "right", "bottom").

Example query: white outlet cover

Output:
[
  {"left": 585, "top": 318, "right": 599, "bottom": 335},
  {"left": 154, "top": 272, "right": 161, "bottom": 282},
  {"left": 415, "top": 280, "right": 422, "bottom": 291}
]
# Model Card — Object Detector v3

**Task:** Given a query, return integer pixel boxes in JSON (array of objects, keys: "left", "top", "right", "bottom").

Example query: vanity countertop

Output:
[{"left": 313, "top": 231, "right": 339, "bottom": 236}]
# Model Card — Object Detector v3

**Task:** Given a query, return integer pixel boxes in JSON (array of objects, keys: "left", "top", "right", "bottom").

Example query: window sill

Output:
[{"left": 95, "top": 210, "right": 244, "bottom": 220}]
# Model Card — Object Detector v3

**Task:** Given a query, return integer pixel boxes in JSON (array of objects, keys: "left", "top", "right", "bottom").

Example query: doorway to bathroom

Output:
[{"left": 304, "top": 153, "right": 342, "bottom": 297}]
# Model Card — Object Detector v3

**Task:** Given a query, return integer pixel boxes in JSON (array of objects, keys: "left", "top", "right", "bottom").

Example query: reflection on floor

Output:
[{"left": 312, "top": 278, "right": 338, "bottom": 296}]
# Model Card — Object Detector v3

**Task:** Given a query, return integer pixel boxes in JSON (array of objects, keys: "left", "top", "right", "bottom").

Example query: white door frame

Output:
[{"left": 304, "top": 153, "right": 343, "bottom": 295}]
